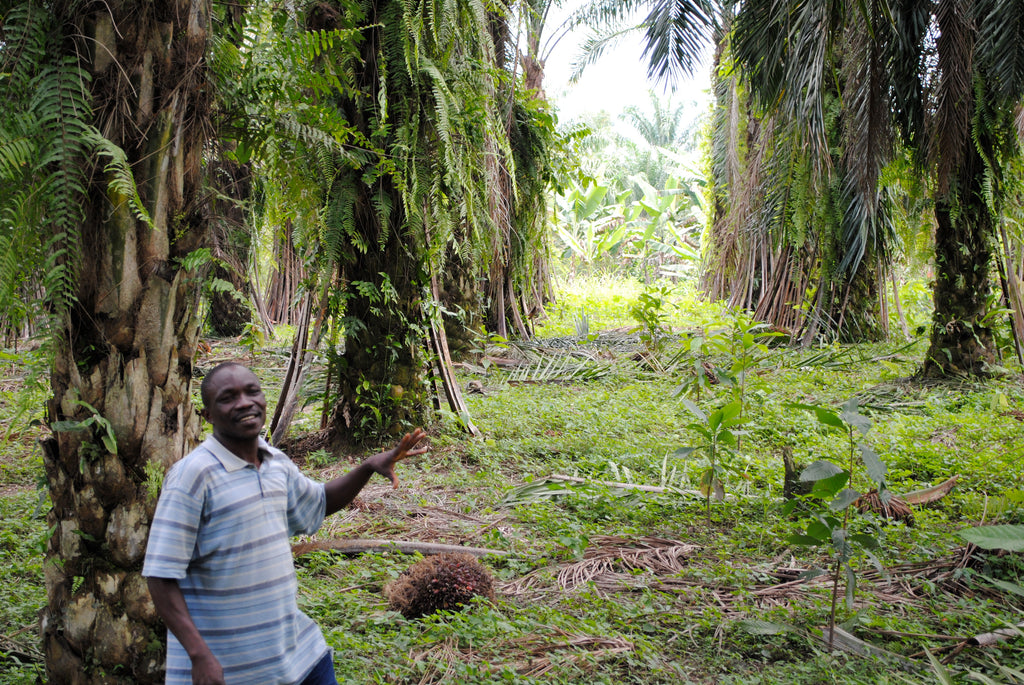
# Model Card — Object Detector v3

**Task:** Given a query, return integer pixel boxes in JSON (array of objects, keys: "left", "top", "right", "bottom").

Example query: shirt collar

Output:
[{"left": 204, "top": 435, "right": 284, "bottom": 472}]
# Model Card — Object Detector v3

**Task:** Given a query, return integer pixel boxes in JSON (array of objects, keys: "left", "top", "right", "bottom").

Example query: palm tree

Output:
[
  {"left": 297, "top": 0, "right": 513, "bottom": 440},
  {"left": 728, "top": 0, "right": 1024, "bottom": 373},
  {"left": 702, "top": 21, "right": 895, "bottom": 342},
  {"left": 604, "top": 0, "right": 1024, "bottom": 368},
  {"left": 206, "top": 160, "right": 255, "bottom": 338},
  {"left": 1, "top": 0, "right": 212, "bottom": 681}
]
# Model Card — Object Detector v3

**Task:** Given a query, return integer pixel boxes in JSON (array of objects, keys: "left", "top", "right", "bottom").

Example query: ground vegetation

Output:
[{"left": 3, "top": 278, "right": 1023, "bottom": 683}]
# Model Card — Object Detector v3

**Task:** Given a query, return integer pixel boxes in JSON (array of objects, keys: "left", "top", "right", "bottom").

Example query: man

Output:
[{"left": 143, "top": 362, "right": 429, "bottom": 684}]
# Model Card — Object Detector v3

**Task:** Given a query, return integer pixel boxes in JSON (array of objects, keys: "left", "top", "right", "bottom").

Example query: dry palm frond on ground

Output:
[
  {"left": 500, "top": 536, "right": 699, "bottom": 598},
  {"left": 407, "top": 629, "right": 634, "bottom": 683}
]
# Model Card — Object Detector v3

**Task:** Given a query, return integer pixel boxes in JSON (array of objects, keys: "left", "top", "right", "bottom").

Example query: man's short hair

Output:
[{"left": 199, "top": 362, "right": 249, "bottom": 408}]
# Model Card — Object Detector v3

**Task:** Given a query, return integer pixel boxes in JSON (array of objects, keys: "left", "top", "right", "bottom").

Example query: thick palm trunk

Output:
[
  {"left": 922, "top": 136, "right": 995, "bottom": 377},
  {"left": 836, "top": 251, "right": 885, "bottom": 343},
  {"left": 440, "top": 250, "right": 482, "bottom": 360},
  {"left": 41, "top": 2, "right": 210, "bottom": 683},
  {"left": 330, "top": 189, "right": 430, "bottom": 442},
  {"left": 314, "top": 1, "right": 432, "bottom": 444}
]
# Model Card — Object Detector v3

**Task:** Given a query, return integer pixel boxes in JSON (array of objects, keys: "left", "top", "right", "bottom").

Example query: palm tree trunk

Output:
[
  {"left": 923, "top": 137, "right": 995, "bottom": 377},
  {"left": 41, "top": 2, "right": 210, "bottom": 682},
  {"left": 439, "top": 251, "right": 482, "bottom": 360},
  {"left": 265, "top": 219, "right": 305, "bottom": 325},
  {"left": 329, "top": 225, "right": 431, "bottom": 442}
]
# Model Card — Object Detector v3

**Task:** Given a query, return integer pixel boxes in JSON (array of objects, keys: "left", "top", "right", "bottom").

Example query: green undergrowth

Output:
[
  {"left": 539, "top": 275, "right": 730, "bottom": 336},
  {"left": 286, "top": 326, "right": 1024, "bottom": 683},
  {"left": 2, "top": 281, "right": 1024, "bottom": 683},
  {"left": 0, "top": 491, "right": 48, "bottom": 682}
]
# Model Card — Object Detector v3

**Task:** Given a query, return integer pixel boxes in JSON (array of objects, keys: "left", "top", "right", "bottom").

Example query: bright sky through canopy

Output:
[{"left": 541, "top": 7, "right": 712, "bottom": 133}]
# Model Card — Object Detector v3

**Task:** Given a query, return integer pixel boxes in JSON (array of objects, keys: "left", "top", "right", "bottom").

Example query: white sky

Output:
[{"left": 540, "top": 5, "right": 713, "bottom": 137}]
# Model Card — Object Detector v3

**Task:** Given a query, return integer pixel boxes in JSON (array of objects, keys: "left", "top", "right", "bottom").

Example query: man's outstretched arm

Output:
[
  {"left": 323, "top": 428, "right": 429, "bottom": 516},
  {"left": 147, "top": 577, "right": 225, "bottom": 685}
]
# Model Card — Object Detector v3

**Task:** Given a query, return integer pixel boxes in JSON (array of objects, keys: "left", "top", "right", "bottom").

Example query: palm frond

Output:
[
  {"left": 884, "top": 0, "right": 930, "bottom": 157},
  {"left": 975, "top": 0, "right": 1024, "bottom": 105},
  {"left": 932, "top": 0, "right": 973, "bottom": 196},
  {"left": 568, "top": 25, "right": 640, "bottom": 84},
  {"left": 841, "top": 0, "right": 891, "bottom": 208},
  {"left": 640, "top": 0, "right": 716, "bottom": 84},
  {"left": 88, "top": 131, "right": 154, "bottom": 229}
]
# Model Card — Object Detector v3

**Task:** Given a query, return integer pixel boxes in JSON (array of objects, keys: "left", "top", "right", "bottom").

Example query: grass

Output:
[{"left": 2, "top": 277, "right": 1024, "bottom": 683}]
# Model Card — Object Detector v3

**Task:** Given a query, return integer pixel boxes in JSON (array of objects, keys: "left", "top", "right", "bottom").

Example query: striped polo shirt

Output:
[{"left": 143, "top": 436, "right": 329, "bottom": 684}]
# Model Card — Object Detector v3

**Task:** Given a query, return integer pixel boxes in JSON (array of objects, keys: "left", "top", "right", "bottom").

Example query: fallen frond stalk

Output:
[
  {"left": 292, "top": 538, "right": 507, "bottom": 558},
  {"left": 550, "top": 474, "right": 702, "bottom": 496}
]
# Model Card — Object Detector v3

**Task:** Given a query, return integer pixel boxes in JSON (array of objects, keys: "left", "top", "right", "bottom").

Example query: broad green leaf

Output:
[
  {"left": 681, "top": 398, "right": 706, "bottom": 423},
  {"left": 958, "top": 525, "right": 1024, "bottom": 551},
  {"left": 845, "top": 563, "right": 856, "bottom": 608},
  {"left": 848, "top": 533, "right": 880, "bottom": 550},
  {"left": 673, "top": 447, "right": 697, "bottom": 458},
  {"left": 840, "top": 398, "right": 871, "bottom": 434},
  {"left": 832, "top": 527, "right": 852, "bottom": 559},
  {"left": 816, "top": 407, "right": 845, "bottom": 428},
  {"left": 863, "top": 548, "right": 884, "bottom": 574},
  {"left": 800, "top": 460, "right": 843, "bottom": 482},
  {"left": 720, "top": 401, "right": 742, "bottom": 422},
  {"left": 859, "top": 445, "right": 887, "bottom": 485},
  {"left": 578, "top": 183, "right": 609, "bottom": 218},
  {"left": 823, "top": 514, "right": 842, "bottom": 529},
  {"left": 806, "top": 519, "right": 831, "bottom": 541},
  {"left": 811, "top": 472, "right": 850, "bottom": 499},
  {"left": 686, "top": 424, "right": 713, "bottom": 440},
  {"left": 830, "top": 488, "right": 861, "bottom": 511},
  {"left": 721, "top": 415, "right": 748, "bottom": 429}
]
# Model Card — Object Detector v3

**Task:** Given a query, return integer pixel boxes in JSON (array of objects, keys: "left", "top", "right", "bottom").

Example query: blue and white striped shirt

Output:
[{"left": 143, "top": 436, "right": 328, "bottom": 684}]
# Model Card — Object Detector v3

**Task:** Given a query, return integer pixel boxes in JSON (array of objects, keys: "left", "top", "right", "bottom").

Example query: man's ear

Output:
[{"left": 199, "top": 407, "right": 209, "bottom": 422}]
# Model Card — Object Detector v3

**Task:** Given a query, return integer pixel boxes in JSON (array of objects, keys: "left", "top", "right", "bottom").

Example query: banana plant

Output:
[
  {"left": 552, "top": 179, "right": 629, "bottom": 269},
  {"left": 622, "top": 174, "right": 701, "bottom": 277}
]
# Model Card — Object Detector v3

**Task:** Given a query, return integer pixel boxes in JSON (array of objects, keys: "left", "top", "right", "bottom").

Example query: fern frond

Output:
[{"left": 87, "top": 130, "right": 154, "bottom": 228}]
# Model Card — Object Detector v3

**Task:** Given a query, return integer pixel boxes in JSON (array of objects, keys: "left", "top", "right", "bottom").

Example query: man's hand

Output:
[
  {"left": 190, "top": 651, "right": 225, "bottom": 685},
  {"left": 324, "top": 428, "right": 430, "bottom": 515},
  {"left": 146, "top": 577, "right": 225, "bottom": 685},
  {"left": 366, "top": 427, "right": 430, "bottom": 488}
]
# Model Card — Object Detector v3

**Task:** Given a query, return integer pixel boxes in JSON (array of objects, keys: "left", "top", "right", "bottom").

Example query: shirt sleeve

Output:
[
  {"left": 142, "top": 463, "right": 204, "bottom": 580},
  {"left": 284, "top": 460, "right": 327, "bottom": 537}
]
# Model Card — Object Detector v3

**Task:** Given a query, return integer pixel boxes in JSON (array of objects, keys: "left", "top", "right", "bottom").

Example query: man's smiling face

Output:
[{"left": 201, "top": 364, "right": 267, "bottom": 445}]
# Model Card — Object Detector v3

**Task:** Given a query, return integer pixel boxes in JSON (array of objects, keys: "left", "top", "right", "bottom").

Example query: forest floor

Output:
[{"left": 2, "top": 279, "right": 1024, "bottom": 683}]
